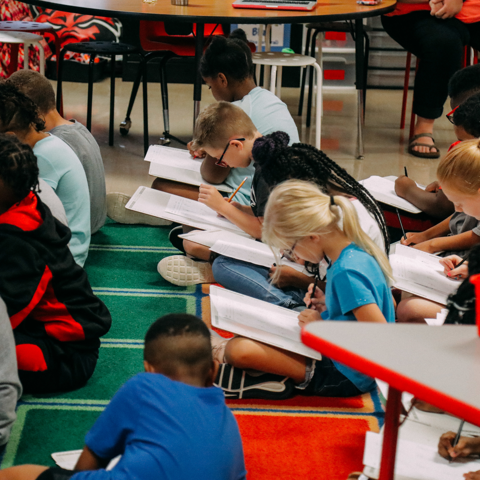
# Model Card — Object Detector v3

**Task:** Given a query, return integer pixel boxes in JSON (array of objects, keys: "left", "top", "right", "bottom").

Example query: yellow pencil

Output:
[{"left": 227, "top": 177, "right": 248, "bottom": 203}]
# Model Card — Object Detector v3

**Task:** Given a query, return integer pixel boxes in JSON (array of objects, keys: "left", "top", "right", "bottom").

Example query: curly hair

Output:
[
  {"left": 0, "top": 133, "right": 39, "bottom": 199},
  {"left": 0, "top": 81, "right": 45, "bottom": 134},
  {"left": 448, "top": 64, "right": 480, "bottom": 108},
  {"left": 453, "top": 92, "right": 480, "bottom": 138},
  {"left": 445, "top": 245, "right": 480, "bottom": 325},
  {"left": 252, "top": 132, "right": 390, "bottom": 254},
  {"left": 200, "top": 29, "right": 254, "bottom": 82}
]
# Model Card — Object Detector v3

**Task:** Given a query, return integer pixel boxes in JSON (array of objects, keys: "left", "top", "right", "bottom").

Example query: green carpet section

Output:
[{"left": 1, "top": 220, "right": 207, "bottom": 468}]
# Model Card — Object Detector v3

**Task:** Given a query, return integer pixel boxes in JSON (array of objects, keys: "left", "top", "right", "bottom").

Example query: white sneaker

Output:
[
  {"left": 157, "top": 255, "right": 215, "bottom": 286},
  {"left": 106, "top": 192, "right": 172, "bottom": 226}
]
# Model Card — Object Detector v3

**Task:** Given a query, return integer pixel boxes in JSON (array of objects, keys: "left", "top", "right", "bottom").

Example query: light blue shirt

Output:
[
  {"left": 229, "top": 87, "right": 299, "bottom": 205},
  {"left": 321, "top": 243, "right": 395, "bottom": 392},
  {"left": 34, "top": 135, "right": 91, "bottom": 266}
]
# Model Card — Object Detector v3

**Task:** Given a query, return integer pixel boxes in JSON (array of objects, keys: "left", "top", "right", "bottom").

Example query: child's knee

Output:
[
  {"left": 396, "top": 297, "right": 429, "bottom": 324},
  {"left": 184, "top": 240, "right": 210, "bottom": 260},
  {"left": 225, "top": 337, "right": 257, "bottom": 368}
]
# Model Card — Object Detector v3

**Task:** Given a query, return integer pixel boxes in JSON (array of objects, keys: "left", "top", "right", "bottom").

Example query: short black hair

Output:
[
  {"left": 200, "top": 30, "right": 253, "bottom": 82},
  {"left": 0, "top": 81, "right": 45, "bottom": 134},
  {"left": 448, "top": 64, "right": 480, "bottom": 107},
  {"left": 0, "top": 133, "right": 39, "bottom": 199},
  {"left": 252, "top": 132, "right": 390, "bottom": 254},
  {"left": 144, "top": 314, "right": 212, "bottom": 380},
  {"left": 8, "top": 70, "right": 56, "bottom": 116},
  {"left": 453, "top": 91, "right": 480, "bottom": 137}
]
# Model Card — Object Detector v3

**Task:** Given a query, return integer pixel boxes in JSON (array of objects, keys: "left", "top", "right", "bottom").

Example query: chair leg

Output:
[
  {"left": 363, "top": 31, "right": 369, "bottom": 121},
  {"left": 159, "top": 54, "right": 175, "bottom": 139},
  {"left": 276, "top": 66, "right": 283, "bottom": 99},
  {"left": 86, "top": 53, "right": 96, "bottom": 132},
  {"left": 56, "top": 48, "right": 67, "bottom": 113},
  {"left": 269, "top": 65, "right": 277, "bottom": 94},
  {"left": 109, "top": 54, "right": 116, "bottom": 146},
  {"left": 8, "top": 43, "right": 19, "bottom": 77},
  {"left": 143, "top": 59, "right": 149, "bottom": 156},
  {"left": 298, "top": 27, "right": 314, "bottom": 116},
  {"left": 119, "top": 55, "right": 144, "bottom": 136},
  {"left": 307, "top": 30, "right": 321, "bottom": 128},
  {"left": 23, "top": 42, "right": 29, "bottom": 71},
  {"left": 400, "top": 52, "right": 412, "bottom": 130},
  {"left": 313, "top": 62, "right": 323, "bottom": 149}
]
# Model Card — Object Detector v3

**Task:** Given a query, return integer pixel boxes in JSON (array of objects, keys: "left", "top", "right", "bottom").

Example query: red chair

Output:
[{"left": 119, "top": 22, "right": 225, "bottom": 154}]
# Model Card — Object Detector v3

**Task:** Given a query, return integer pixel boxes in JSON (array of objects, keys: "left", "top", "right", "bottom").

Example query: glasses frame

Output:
[
  {"left": 446, "top": 106, "right": 459, "bottom": 125},
  {"left": 215, "top": 137, "right": 246, "bottom": 167}
]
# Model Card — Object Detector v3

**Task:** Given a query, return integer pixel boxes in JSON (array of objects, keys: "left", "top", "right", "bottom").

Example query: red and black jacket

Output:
[{"left": 0, "top": 192, "right": 111, "bottom": 351}]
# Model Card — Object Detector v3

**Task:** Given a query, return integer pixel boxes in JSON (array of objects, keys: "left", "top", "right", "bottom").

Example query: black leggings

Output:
[{"left": 381, "top": 12, "right": 480, "bottom": 119}]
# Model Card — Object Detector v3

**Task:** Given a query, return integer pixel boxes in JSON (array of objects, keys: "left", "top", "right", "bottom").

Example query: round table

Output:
[{"left": 27, "top": 0, "right": 396, "bottom": 156}]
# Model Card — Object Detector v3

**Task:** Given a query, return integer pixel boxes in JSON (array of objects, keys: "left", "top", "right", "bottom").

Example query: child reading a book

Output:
[
  {"left": 0, "top": 314, "right": 247, "bottom": 480},
  {"left": 397, "top": 139, "right": 480, "bottom": 323},
  {"left": 0, "top": 133, "right": 111, "bottom": 394},
  {"left": 212, "top": 180, "right": 395, "bottom": 399},
  {"left": 0, "top": 82, "right": 91, "bottom": 266}
]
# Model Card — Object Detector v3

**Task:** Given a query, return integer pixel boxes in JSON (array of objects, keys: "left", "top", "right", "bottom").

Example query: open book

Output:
[
  {"left": 145, "top": 145, "right": 232, "bottom": 193},
  {"left": 125, "top": 187, "right": 250, "bottom": 236},
  {"left": 360, "top": 176, "right": 423, "bottom": 214},
  {"left": 390, "top": 244, "right": 460, "bottom": 304},
  {"left": 180, "top": 229, "right": 312, "bottom": 275},
  {"left": 51, "top": 450, "right": 121, "bottom": 471},
  {"left": 210, "top": 286, "right": 322, "bottom": 360}
]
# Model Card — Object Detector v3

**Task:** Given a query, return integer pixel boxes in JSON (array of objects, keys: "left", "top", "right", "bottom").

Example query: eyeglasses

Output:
[
  {"left": 215, "top": 138, "right": 245, "bottom": 167},
  {"left": 281, "top": 240, "right": 298, "bottom": 261},
  {"left": 446, "top": 106, "right": 459, "bottom": 125}
]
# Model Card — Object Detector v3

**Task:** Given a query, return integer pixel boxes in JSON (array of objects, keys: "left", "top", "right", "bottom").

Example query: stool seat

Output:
[
  {"left": 0, "top": 31, "right": 46, "bottom": 76},
  {"left": 252, "top": 52, "right": 317, "bottom": 67},
  {"left": 0, "top": 31, "right": 44, "bottom": 43},
  {"left": 304, "top": 22, "right": 373, "bottom": 32},
  {"left": 64, "top": 41, "right": 138, "bottom": 56},
  {"left": 0, "top": 20, "right": 56, "bottom": 33}
]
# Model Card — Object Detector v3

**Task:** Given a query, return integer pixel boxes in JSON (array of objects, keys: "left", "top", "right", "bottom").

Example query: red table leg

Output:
[{"left": 379, "top": 387, "right": 402, "bottom": 480}]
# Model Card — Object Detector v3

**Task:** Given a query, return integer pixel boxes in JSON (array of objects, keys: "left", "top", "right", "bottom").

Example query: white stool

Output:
[
  {"left": 253, "top": 52, "right": 323, "bottom": 149},
  {"left": 0, "top": 31, "right": 45, "bottom": 75}
]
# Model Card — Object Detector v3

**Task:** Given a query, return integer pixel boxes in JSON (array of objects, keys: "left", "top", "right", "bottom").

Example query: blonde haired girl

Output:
[{"left": 214, "top": 180, "right": 394, "bottom": 398}]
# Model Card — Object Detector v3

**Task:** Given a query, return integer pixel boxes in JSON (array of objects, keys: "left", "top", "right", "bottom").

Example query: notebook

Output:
[
  {"left": 210, "top": 286, "right": 322, "bottom": 359},
  {"left": 145, "top": 145, "right": 232, "bottom": 193},
  {"left": 232, "top": 0, "right": 317, "bottom": 11}
]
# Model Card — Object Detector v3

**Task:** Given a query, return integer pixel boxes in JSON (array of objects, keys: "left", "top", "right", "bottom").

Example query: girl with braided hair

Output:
[
  {"left": 211, "top": 131, "right": 389, "bottom": 309},
  {"left": 0, "top": 81, "right": 90, "bottom": 266}
]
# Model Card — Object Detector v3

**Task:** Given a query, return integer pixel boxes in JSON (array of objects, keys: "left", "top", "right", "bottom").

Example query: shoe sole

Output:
[{"left": 157, "top": 255, "right": 214, "bottom": 286}]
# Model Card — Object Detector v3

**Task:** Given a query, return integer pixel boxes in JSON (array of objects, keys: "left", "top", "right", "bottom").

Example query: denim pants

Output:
[{"left": 212, "top": 256, "right": 306, "bottom": 309}]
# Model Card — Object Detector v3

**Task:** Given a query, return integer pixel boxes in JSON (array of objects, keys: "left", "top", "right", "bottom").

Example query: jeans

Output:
[
  {"left": 212, "top": 256, "right": 306, "bottom": 309},
  {"left": 381, "top": 12, "right": 479, "bottom": 119}
]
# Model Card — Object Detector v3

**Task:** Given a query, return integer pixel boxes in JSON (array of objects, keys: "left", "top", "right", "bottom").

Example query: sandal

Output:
[{"left": 408, "top": 133, "right": 440, "bottom": 159}]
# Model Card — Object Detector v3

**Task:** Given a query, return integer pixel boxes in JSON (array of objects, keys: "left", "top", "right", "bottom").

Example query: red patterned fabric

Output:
[{"left": 0, "top": 0, "right": 52, "bottom": 77}]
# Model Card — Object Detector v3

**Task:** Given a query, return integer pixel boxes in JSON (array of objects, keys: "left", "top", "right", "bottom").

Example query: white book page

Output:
[
  {"left": 52, "top": 451, "right": 121, "bottom": 471},
  {"left": 144, "top": 145, "right": 193, "bottom": 164},
  {"left": 360, "top": 176, "right": 422, "bottom": 214},
  {"left": 210, "top": 286, "right": 321, "bottom": 360},
  {"left": 179, "top": 229, "right": 254, "bottom": 248},
  {"left": 363, "top": 431, "right": 480, "bottom": 480}
]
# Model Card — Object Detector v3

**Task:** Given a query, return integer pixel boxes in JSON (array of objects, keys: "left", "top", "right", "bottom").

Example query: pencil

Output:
[
  {"left": 404, "top": 166, "right": 408, "bottom": 177},
  {"left": 449, "top": 419, "right": 465, "bottom": 463},
  {"left": 228, "top": 177, "right": 248, "bottom": 203},
  {"left": 455, "top": 258, "right": 467, "bottom": 269},
  {"left": 308, "top": 276, "right": 319, "bottom": 309},
  {"left": 396, "top": 208, "right": 407, "bottom": 241}
]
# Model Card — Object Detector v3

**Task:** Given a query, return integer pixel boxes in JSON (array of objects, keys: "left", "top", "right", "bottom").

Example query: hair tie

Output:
[{"left": 330, "top": 195, "right": 336, "bottom": 206}]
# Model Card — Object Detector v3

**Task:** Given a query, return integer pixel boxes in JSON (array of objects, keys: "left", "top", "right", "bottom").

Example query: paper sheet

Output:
[
  {"left": 425, "top": 309, "right": 448, "bottom": 326},
  {"left": 145, "top": 145, "right": 195, "bottom": 165},
  {"left": 51, "top": 451, "right": 121, "bottom": 471},
  {"left": 210, "top": 286, "right": 322, "bottom": 360}
]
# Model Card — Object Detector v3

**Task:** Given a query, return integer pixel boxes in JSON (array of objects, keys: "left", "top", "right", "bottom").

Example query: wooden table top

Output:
[{"left": 26, "top": 0, "right": 396, "bottom": 23}]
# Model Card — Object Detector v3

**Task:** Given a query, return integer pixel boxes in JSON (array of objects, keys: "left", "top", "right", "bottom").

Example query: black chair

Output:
[{"left": 56, "top": 41, "right": 138, "bottom": 146}]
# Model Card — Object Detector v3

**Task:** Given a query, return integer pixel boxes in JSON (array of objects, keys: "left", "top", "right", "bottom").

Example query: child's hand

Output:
[
  {"left": 199, "top": 184, "right": 226, "bottom": 213},
  {"left": 438, "top": 432, "right": 480, "bottom": 460},
  {"left": 425, "top": 180, "right": 441, "bottom": 193},
  {"left": 298, "top": 309, "right": 322, "bottom": 327},
  {"left": 303, "top": 283, "right": 326, "bottom": 311},
  {"left": 394, "top": 176, "right": 417, "bottom": 198},
  {"left": 464, "top": 471, "right": 480, "bottom": 480},
  {"left": 269, "top": 265, "right": 300, "bottom": 288},
  {"left": 440, "top": 255, "right": 468, "bottom": 280},
  {"left": 400, "top": 231, "right": 428, "bottom": 246},
  {"left": 187, "top": 141, "right": 206, "bottom": 159}
]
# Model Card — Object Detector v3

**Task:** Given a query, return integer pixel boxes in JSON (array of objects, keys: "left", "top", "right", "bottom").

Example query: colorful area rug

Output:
[{"left": 0, "top": 220, "right": 384, "bottom": 479}]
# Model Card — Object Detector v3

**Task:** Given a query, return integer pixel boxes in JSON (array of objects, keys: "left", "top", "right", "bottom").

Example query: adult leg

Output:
[
  {"left": 212, "top": 256, "right": 307, "bottom": 308},
  {"left": 382, "top": 13, "right": 468, "bottom": 155}
]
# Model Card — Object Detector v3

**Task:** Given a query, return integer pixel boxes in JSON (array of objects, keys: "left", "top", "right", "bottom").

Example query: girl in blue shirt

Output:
[{"left": 217, "top": 179, "right": 395, "bottom": 397}]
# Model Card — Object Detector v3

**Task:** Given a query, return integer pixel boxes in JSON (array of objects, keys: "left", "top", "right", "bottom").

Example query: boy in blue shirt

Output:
[{"left": 0, "top": 314, "right": 247, "bottom": 480}]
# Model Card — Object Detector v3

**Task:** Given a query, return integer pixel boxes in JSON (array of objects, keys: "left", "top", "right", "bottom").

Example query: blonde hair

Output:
[
  {"left": 437, "top": 138, "right": 480, "bottom": 194},
  {"left": 262, "top": 180, "right": 394, "bottom": 286},
  {"left": 191, "top": 101, "right": 257, "bottom": 151}
]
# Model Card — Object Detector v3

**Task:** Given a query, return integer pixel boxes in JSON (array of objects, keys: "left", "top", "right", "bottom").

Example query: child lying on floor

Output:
[{"left": 0, "top": 314, "right": 247, "bottom": 480}]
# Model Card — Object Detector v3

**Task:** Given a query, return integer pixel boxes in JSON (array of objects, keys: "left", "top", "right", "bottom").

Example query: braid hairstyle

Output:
[
  {"left": 445, "top": 245, "right": 480, "bottom": 325},
  {"left": 0, "top": 81, "right": 45, "bottom": 134},
  {"left": 0, "top": 133, "right": 39, "bottom": 199},
  {"left": 252, "top": 132, "right": 390, "bottom": 254},
  {"left": 200, "top": 31, "right": 254, "bottom": 82}
]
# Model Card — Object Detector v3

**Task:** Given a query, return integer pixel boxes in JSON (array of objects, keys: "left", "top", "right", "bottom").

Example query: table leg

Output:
[
  {"left": 379, "top": 387, "right": 402, "bottom": 480},
  {"left": 193, "top": 23, "right": 205, "bottom": 130},
  {"left": 354, "top": 19, "right": 365, "bottom": 159}
]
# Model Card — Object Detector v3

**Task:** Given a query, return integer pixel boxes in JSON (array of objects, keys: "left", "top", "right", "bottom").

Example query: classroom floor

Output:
[{"left": 55, "top": 78, "right": 454, "bottom": 194}]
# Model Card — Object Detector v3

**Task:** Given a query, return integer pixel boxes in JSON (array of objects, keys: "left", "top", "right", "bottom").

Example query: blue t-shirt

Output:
[
  {"left": 72, "top": 373, "right": 246, "bottom": 480},
  {"left": 229, "top": 87, "right": 300, "bottom": 205},
  {"left": 33, "top": 135, "right": 91, "bottom": 266},
  {"left": 321, "top": 243, "right": 395, "bottom": 392}
]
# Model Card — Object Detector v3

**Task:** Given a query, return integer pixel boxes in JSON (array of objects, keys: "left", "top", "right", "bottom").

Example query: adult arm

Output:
[{"left": 200, "top": 155, "right": 231, "bottom": 184}]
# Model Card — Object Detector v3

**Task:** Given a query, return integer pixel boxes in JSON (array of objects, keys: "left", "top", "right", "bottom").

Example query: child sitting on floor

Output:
[
  {"left": 212, "top": 180, "right": 395, "bottom": 399},
  {"left": 397, "top": 139, "right": 480, "bottom": 323},
  {"left": 0, "top": 134, "right": 111, "bottom": 394},
  {"left": 8, "top": 70, "right": 107, "bottom": 234},
  {"left": 0, "top": 314, "right": 247, "bottom": 480},
  {"left": 0, "top": 82, "right": 91, "bottom": 266}
]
